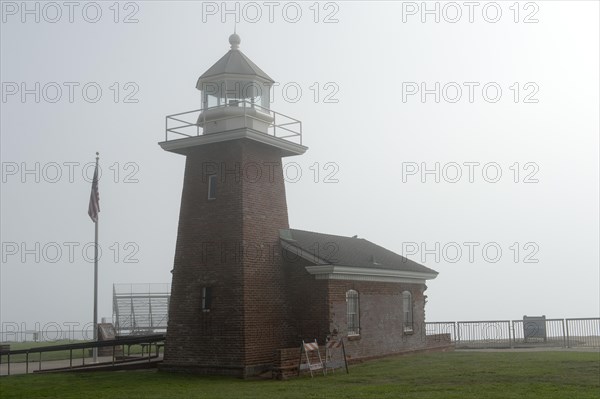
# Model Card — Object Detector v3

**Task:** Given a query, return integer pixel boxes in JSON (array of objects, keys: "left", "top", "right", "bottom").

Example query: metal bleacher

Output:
[{"left": 112, "top": 283, "right": 171, "bottom": 336}]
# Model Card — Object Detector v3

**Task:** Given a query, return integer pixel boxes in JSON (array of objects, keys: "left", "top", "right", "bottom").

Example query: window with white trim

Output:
[
  {"left": 402, "top": 290, "right": 413, "bottom": 333},
  {"left": 346, "top": 289, "right": 360, "bottom": 336},
  {"left": 207, "top": 175, "right": 217, "bottom": 200}
]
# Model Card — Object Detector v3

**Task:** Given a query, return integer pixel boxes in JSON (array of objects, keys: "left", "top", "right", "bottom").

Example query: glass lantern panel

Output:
[
  {"left": 206, "top": 94, "right": 219, "bottom": 108},
  {"left": 202, "top": 80, "right": 271, "bottom": 109},
  {"left": 202, "top": 81, "right": 227, "bottom": 108},
  {"left": 223, "top": 80, "right": 269, "bottom": 107},
  {"left": 261, "top": 87, "right": 270, "bottom": 109}
]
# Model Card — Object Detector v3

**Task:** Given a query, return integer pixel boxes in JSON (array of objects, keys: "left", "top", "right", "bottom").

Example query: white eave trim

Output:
[
  {"left": 159, "top": 128, "right": 307, "bottom": 157},
  {"left": 198, "top": 73, "right": 274, "bottom": 86},
  {"left": 305, "top": 265, "right": 438, "bottom": 284}
]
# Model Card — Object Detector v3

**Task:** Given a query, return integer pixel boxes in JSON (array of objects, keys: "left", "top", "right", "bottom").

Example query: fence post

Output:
[
  {"left": 561, "top": 319, "right": 566, "bottom": 348},
  {"left": 456, "top": 322, "right": 461, "bottom": 347},
  {"left": 510, "top": 321, "right": 514, "bottom": 348},
  {"left": 565, "top": 319, "right": 570, "bottom": 348},
  {"left": 452, "top": 322, "right": 457, "bottom": 344}
]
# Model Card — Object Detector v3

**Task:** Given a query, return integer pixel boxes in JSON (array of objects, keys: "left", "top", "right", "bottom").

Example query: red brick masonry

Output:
[{"left": 273, "top": 334, "right": 454, "bottom": 379}]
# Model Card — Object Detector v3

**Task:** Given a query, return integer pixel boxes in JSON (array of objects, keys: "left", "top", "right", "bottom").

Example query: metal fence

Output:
[
  {"left": 4, "top": 317, "right": 598, "bottom": 348},
  {"left": 113, "top": 283, "right": 170, "bottom": 336},
  {"left": 565, "top": 318, "right": 600, "bottom": 347},
  {"left": 0, "top": 329, "right": 93, "bottom": 343},
  {"left": 426, "top": 318, "right": 600, "bottom": 349},
  {"left": 0, "top": 334, "right": 166, "bottom": 376}
]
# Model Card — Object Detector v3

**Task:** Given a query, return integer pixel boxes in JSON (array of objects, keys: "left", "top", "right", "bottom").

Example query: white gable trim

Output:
[{"left": 305, "top": 265, "right": 438, "bottom": 284}]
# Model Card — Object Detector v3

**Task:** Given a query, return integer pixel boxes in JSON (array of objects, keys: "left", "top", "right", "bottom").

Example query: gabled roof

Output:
[
  {"left": 280, "top": 229, "right": 438, "bottom": 279},
  {"left": 196, "top": 34, "right": 274, "bottom": 86}
]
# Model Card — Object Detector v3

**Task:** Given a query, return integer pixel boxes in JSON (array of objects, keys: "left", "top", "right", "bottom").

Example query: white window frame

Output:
[
  {"left": 402, "top": 291, "right": 413, "bottom": 333},
  {"left": 346, "top": 289, "right": 360, "bottom": 336}
]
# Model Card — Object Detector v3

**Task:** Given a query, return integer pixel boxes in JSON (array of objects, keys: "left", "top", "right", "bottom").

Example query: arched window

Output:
[
  {"left": 346, "top": 290, "right": 360, "bottom": 336},
  {"left": 402, "top": 291, "right": 413, "bottom": 333}
]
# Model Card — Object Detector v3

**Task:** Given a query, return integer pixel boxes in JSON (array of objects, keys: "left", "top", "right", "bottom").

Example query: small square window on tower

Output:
[
  {"left": 207, "top": 175, "right": 217, "bottom": 200},
  {"left": 202, "top": 286, "right": 212, "bottom": 312}
]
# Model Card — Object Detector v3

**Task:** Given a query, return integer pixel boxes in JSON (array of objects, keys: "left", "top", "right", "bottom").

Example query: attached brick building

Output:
[{"left": 159, "top": 34, "right": 438, "bottom": 377}]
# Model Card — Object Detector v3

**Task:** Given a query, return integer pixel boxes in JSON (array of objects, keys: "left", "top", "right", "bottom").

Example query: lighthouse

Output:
[{"left": 159, "top": 33, "right": 307, "bottom": 377}]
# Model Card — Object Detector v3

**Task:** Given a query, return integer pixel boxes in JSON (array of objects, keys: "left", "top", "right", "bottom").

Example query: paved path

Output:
[{"left": 1, "top": 355, "right": 162, "bottom": 376}]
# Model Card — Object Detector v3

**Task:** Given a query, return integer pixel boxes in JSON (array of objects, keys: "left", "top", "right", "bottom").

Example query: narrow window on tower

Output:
[
  {"left": 201, "top": 286, "right": 212, "bottom": 312},
  {"left": 207, "top": 175, "right": 217, "bottom": 200}
]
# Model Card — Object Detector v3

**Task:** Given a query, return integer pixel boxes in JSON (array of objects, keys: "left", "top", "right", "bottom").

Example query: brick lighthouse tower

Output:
[{"left": 159, "top": 33, "right": 307, "bottom": 377}]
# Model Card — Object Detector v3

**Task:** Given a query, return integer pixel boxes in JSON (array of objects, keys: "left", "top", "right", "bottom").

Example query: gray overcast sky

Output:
[{"left": 1, "top": 1, "right": 598, "bottom": 331}]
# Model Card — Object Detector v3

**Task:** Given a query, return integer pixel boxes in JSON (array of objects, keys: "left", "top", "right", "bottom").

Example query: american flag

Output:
[{"left": 88, "top": 162, "right": 100, "bottom": 223}]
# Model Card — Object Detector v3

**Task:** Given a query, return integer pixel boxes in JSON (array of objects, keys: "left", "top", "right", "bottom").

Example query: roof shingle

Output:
[
  {"left": 197, "top": 49, "right": 274, "bottom": 85},
  {"left": 280, "top": 229, "right": 438, "bottom": 275}
]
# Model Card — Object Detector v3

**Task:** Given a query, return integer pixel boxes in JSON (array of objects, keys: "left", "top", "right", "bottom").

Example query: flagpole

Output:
[{"left": 93, "top": 152, "right": 99, "bottom": 363}]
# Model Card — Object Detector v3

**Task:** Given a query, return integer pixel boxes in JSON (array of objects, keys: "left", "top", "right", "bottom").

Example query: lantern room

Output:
[
  {"left": 195, "top": 33, "right": 275, "bottom": 134},
  {"left": 160, "top": 33, "right": 305, "bottom": 158}
]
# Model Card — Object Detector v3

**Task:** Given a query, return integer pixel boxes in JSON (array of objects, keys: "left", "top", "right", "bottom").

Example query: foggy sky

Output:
[{"left": 1, "top": 1, "right": 598, "bottom": 333}]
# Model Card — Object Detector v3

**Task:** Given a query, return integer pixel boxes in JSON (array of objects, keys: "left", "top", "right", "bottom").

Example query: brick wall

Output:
[
  {"left": 273, "top": 346, "right": 328, "bottom": 379},
  {"left": 281, "top": 256, "right": 433, "bottom": 361},
  {"left": 282, "top": 256, "right": 330, "bottom": 346},
  {"left": 163, "top": 139, "right": 291, "bottom": 377},
  {"left": 273, "top": 334, "right": 453, "bottom": 380},
  {"left": 240, "top": 141, "right": 290, "bottom": 375},
  {"left": 162, "top": 137, "right": 437, "bottom": 377},
  {"left": 328, "top": 280, "right": 429, "bottom": 359}
]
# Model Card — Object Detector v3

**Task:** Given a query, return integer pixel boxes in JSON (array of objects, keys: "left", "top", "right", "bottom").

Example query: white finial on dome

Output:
[{"left": 229, "top": 32, "right": 240, "bottom": 50}]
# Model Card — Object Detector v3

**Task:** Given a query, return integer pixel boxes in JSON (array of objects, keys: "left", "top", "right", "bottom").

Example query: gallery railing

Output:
[{"left": 164, "top": 101, "right": 302, "bottom": 145}]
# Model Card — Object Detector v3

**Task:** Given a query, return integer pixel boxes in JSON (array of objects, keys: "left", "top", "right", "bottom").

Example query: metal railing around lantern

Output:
[{"left": 164, "top": 101, "right": 302, "bottom": 145}]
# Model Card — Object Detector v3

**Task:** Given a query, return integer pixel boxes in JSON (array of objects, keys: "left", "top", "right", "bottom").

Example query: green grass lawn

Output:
[{"left": 1, "top": 351, "right": 599, "bottom": 399}]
